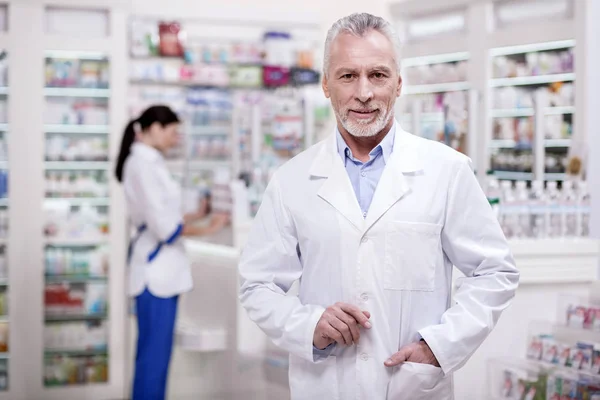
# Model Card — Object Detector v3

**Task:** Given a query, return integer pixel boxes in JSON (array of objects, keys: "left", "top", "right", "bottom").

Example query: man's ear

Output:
[
  {"left": 397, "top": 74, "right": 403, "bottom": 97},
  {"left": 322, "top": 75, "right": 330, "bottom": 98}
]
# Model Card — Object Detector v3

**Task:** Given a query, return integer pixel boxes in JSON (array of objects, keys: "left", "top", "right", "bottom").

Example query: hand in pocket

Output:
[{"left": 384, "top": 339, "right": 440, "bottom": 368}]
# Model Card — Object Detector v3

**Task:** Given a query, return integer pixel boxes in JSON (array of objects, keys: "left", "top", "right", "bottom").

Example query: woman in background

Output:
[{"left": 116, "top": 105, "right": 228, "bottom": 400}]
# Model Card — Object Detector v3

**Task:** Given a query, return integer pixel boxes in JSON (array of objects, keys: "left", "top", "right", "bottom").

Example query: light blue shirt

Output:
[
  {"left": 336, "top": 124, "right": 396, "bottom": 218},
  {"left": 313, "top": 124, "right": 396, "bottom": 359}
]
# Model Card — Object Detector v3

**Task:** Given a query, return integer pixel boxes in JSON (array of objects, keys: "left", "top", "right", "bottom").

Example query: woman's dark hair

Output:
[{"left": 115, "top": 105, "right": 180, "bottom": 182}]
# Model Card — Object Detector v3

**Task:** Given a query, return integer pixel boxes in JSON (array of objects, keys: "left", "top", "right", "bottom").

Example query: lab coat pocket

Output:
[
  {"left": 289, "top": 354, "right": 339, "bottom": 400},
  {"left": 387, "top": 362, "right": 452, "bottom": 400},
  {"left": 385, "top": 222, "right": 441, "bottom": 291}
]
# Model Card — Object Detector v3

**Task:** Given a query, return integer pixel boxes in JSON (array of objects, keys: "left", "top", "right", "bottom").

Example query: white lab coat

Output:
[
  {"left": 238, "top": 124, "right": 519, "bottom": 399},
  {"left": 123, "top": 142, "right": 192, "bottom": 298}
]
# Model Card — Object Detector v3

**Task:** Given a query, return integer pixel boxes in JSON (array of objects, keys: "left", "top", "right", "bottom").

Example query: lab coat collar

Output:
[
  {"left": 131, "top": 142, "right": 164, "bottom": 163},
  {"left": 310, "top": 119, "right": 423, "bottom": 233}
]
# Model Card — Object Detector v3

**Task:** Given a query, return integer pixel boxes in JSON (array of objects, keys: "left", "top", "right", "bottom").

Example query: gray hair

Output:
[{"left": 323, "top": 13, "right": 402, "bottom": 78}]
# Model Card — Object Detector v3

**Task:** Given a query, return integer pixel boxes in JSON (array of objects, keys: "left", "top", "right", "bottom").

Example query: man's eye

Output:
[
  {"left": 341, "top": 74, "right": 353, "bottom": 80},
  {"left": 373, "top": 72, "right": 385, "bottom": 79}
]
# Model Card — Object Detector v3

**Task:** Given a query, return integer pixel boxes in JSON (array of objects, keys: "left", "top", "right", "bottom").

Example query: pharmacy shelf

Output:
[
  {"left": 0, "top": 279, "right": 8, "bottom": 287},
  {"left": 545, "top": 106, "right": 575, "bottom": 115},
  {"left": 44, "top": 236, "right": 108, "bottom": 247},
  {"left": 490, "top": 106, "right": 575, "bottom": 118},
  {"left": 0, "top": 162, "right": 7, "bottom": 170},
  {"left": 545, "top": 139, "right": 572, "bottom": 147},
  {"left": 44, "top": 88, "right": 110, "bottom": 98},
  {"left": 0, "top": 87, "right": 8, "bottom": 96},
  {"left": 45, "top": 313, "right": 108, "bottom": 322},
  {"left": 0, "top": 199, "right": 8, "bottom": 207},
  {"left": 490, "top": 139, "right": 571, "bottom": 149},
  {"left": 490, "top": 73, "right": 575, "bottom": 87},
  {"left": 44, "top": 125, "right": 110, "bottom": 134},
  {"left": 401, "top": 51, "right": 470, "bottom": 67},
  {"left": 403, "top": 81, "right": 470, "bottom": 95},
  {"left": 45, "top": 161, "right": 109, "bottom": 170},
  {"left": 44, "top": 198, "right": 110, "bottom": 207},
  {"left": 188, "top": 126, "right": 231, "bottom": 136},
  {"left": 0, "top": 353, "right": 8, "bottom": 360},
  {"left": 545, "top": 173, "right": 567, "bottom": 181},
  {"left": 44, "top": 349, "right": 107, "bottom": 357},
  {"left": 491, "top": 171, "right": 566, "bottom": 181},
  {"left": 0, "top": 124, "right": 8, "bottom": 132},
  {"left": 493, "top": 356, "right": 600, "bottom": 381},
  {"left": 45, "top": 275, "right": 108, "bottom": 284},
  {"left": 489, "top": 39, "right": 575, "bottom": 57},
  {"left": 0, "top": 316, "right": 8, "bottom": 323},
  {"left": 492, "top": 171, "right": 533, "bottom": 180}
]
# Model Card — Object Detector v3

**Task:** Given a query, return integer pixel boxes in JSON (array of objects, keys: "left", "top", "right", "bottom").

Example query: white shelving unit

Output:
[
  {"left": 392, "top": 0, "right": 584, "bottom": 182},
  {"left": 3, "top": 2, "right": 128, "bottom": 399}
]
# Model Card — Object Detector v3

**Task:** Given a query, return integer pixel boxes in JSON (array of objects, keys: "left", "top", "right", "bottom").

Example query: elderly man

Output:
[{"left": 239, "top": 12, "right": 519, "bottom": 400}]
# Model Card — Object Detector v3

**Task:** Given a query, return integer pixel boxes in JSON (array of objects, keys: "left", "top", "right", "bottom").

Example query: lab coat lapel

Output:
[
  {"left": 310, "top": 133, "right": 365, "bottom": 232},
  {"left": 364, "top": 127, "right": 423, "bottom": 231}
]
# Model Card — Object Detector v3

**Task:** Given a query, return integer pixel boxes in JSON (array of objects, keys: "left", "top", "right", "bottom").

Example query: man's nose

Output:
[{"left": 355, "top": 76, "right": 373, "bottom": 103}]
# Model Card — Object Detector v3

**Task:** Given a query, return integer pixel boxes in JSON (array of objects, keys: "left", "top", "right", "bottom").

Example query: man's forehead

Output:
[{"left": 329, "top": 31, "right": 395, "bottom": 60}]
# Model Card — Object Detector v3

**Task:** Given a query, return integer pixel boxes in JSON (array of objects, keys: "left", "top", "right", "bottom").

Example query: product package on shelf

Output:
[
  {"left": 44, "top": 245, "right": 109, "bottom": 277},
  {"left": 489, "top": 294, "right": 600, "bottom": 400},
  {"left": 398, "top": 91, "right": 468, "bottom": 153},
  {"left": 210, "top": 168, "right": 232, "bottom": 216},
  {"left": 46, "top": 135, "right": 109, "bottom": 162},
  {"left": 45, "top": 98, "right": 109, "bottom": 126},
  {"left": 45, "top": 282, "right": 107, "bottom": 316},
  {"left": 493, "top": 47, "right": 574, "bottom": 79},
  {"left": 267, "top": 94, "right": 304, "bottom": 153},
  {"left": 404, "top": 60, "right": 468, "bottom": 85},
  {"left": 43, "top": 202, "right": 109, "bottom": 240},
  {"left": 45, "top": 170, "right": 109, "bottom": 199},
  {"left": 44, "top": 320, "right": 108, "bottom": 351},
  {"left": 45, "top": 56, "right": 109, "bottom": 89},
  {"left": 44, "top": 354, "right": 108, "bottom": 386},
  {"left": 483, "top": 176, "right": 590, "bottom": 239}
]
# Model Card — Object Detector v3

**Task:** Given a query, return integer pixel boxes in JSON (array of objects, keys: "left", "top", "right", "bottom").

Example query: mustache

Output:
[{"left": 345, "top": 106, "right": 380, "bottom": 113}]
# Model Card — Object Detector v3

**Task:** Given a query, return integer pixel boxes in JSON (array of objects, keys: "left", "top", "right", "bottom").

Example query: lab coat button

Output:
[
  {"left": 361, "top": 237, "right": 368, "bottom": 244},
  {"left": 360, "top": 293, "right": 368, "bottom": 301},
  {"left": 360, "top": 353, "right": 369, "bottom": 361},
  {"left": 361, "top": 171, "right": 366, "bottom": 177}
]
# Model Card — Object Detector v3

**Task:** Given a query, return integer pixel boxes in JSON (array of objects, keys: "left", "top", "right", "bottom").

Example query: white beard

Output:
[{"left": 336, "top": 103, "right": 394, "bottom": 138}]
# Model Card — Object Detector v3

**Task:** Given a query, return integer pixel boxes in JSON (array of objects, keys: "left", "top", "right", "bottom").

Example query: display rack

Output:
[
  {"left": 488, "top": 294, "right": 600, "bottom": 399},
  {"left": 489, "top": 40, "right": 576, "bottom": 182},
  {"left": 398, "top": 51, "right": 473, "bottom": 156},
  {"left": 42, "top": 48, "right": 111, "bottom": 390}
]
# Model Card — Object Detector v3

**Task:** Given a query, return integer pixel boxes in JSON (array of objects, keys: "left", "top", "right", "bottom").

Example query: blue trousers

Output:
[{"left": 132, "top": 288, "right": 179, "bottom": 400}]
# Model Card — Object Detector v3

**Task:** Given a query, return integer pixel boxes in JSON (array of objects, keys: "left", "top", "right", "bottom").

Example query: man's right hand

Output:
[{"left": 313, "top": 302, "right": 372, "bottom": 350}]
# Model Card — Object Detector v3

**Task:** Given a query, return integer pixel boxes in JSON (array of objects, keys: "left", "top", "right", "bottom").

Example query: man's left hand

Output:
[{"left": 384, "top": 340, "right": 440, "bottom": 368}]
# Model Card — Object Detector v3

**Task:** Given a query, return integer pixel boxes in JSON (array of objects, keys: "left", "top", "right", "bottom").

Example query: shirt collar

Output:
[
  {"left": 131, "top": 141, "right": 163, "bottom": 162},
  {"left": 336, "top": 121, "right": 396, "bottom": 164}
]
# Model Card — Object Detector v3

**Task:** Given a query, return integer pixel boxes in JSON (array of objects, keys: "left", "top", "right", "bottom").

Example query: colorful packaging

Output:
[
  {"left": 290, "top": 67, "right": 320, "bottom": 86},
  {"left": 592, "top": 348, "right": 600, "bottom": 374},
  {"left": 543, "top": 339, "right": 560, "bottom": 364},
  {"left": 558, "top": 344, "right": 572, "bottom": 367},
  {"left": 526, "top": 335, "right": 544, "bottom": 361},
  {"left": 158, "top": 21, "right": 184, "bottom": 57},
  {"left": 263, "top": 65, "right": 290, "bottom": 87},
  {"left": 567, "top": 305, "right": 587, "bottom": 329},
  {"left": 229, "top": 65, "right": 262, "bottom": 88},
  {"left": 592, "top": 309, "right": 600, "bottom": 332}
]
